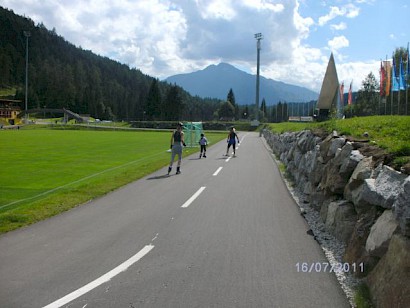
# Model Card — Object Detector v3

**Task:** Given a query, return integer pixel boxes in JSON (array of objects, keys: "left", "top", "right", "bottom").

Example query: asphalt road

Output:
[{"left": 0, "top": 132, "right": 350, "bottom": 308}]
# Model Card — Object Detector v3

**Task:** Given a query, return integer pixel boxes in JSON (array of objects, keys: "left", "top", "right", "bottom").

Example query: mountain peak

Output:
[
  {"left": 165, "top": 63, "right": 318, "bottom": 105},
  {"left": 203, "top": 62, "right": 236, "bottom": 71}
]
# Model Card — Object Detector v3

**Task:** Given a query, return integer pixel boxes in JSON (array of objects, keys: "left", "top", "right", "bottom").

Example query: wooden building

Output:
[{"left": 0, "top": 99, "right": 22, "bottom": 125}]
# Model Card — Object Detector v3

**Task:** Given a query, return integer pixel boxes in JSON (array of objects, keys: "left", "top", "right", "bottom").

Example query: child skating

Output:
[{"left": 198, "top": 133, "right": 208, "bottom": 158}]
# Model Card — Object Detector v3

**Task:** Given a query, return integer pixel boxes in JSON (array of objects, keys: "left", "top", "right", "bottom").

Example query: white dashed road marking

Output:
[
  {"left": 42, "top": 245, "right": 154, "bottom": 308},
  {"left": 181, "top": 187, "right": 206, "bottom": 208}
]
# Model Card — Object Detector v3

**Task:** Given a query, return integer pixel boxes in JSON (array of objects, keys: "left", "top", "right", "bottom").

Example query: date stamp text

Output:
[{"left": 295, "top": 262, "right": 364, "bottom": 273}]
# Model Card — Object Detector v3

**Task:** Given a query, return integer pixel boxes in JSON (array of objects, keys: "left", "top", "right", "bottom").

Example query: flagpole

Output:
[
  {"left": 391, "top": 56, "right": 394, "bottom": 115},
  {"left": 390, "top": 54, "right": 397, "bottom": 115},
  {"left": 406, "top": 42, "right": 409, "bottom": 115},
  {"left": 385, "top": 56, "right": 388, "bottom": 115},
  {"left": 398, "top": 58, "right": 401, "bottom": 115},
  {"left": 379, "top": 61, "right": 381, "bottom": 115}
]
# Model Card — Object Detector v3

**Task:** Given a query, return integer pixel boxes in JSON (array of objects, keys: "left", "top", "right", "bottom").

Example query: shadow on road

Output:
[{"left": 146, "top": 174, "right": 171, "bottom": 180}]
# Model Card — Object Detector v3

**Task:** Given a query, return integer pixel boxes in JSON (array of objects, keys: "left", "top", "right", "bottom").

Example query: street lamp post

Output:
[
  {"left": 254, "top": 33, "right": 263, "bottom": 122},
  {"left": 24, "top": 31, "right": 31, "bottom": 123}
]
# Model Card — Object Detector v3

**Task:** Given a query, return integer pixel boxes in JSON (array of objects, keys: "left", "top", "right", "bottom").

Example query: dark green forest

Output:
[{"left": 0, "top": 6, "right": 222, "bottom": 121}]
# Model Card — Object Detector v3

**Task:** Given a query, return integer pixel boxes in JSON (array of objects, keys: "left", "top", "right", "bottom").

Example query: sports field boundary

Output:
[{"left": 0, "top": 151, "right": 165, "bottom": 211}]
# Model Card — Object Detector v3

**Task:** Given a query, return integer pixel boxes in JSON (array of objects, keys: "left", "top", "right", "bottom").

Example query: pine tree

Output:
[{"left": 145, "top": 79, "right": 162, "bottom": 120}]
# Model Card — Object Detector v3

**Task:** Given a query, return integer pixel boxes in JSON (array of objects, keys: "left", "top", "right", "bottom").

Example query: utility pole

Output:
[
  {"left": 24, "top": 31, "right": 31, "bottom": 123},
  {"left": 254, "top": 33, "right": 263, "bottom": 122}
]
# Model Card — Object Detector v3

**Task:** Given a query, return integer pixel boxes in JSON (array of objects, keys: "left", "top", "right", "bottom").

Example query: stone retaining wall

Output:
[{"left": 263, "top": 129, "right": 410, "bottom": 308}]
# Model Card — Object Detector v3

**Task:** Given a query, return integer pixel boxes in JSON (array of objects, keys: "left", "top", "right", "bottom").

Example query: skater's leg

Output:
[
  {"left": 226, "top": 144, "right": 231, "bottom": 155},
  {"left": 168, "top": 149, "right": 176, "bottom": 174},
  {"left": 176, "top": 153, "right": 182, "bottom": 174}
]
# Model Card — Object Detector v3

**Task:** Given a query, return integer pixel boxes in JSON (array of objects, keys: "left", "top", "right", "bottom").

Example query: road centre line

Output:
[
  {"left": 239, "top": 133, "right": 248, "bottom": 144},
  {"left": 42, "top": 244, "right": 154, "bottom": 308},
  {"left": 181, "top": 187, "right": 206, "bottom": 208},
  {"left": 213, "top": 167, "right": 223, "bottom": 176}
]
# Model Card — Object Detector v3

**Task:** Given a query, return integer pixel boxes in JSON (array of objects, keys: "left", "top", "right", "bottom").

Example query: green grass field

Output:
[
  {"left": 267, "top": 115, "right": 410, "bottom": 168},
  {"left": 0, "top": 127, "right": 225, "bottom": 233}
]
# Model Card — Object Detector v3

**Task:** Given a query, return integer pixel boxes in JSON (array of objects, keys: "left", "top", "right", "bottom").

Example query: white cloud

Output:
[
  {"left": 345, "top": 4, "right": 360, "bottom": 18},
  {"left": 330, "top": 22, "right": 347, "bottom": 31},
  {"left": 198, "top": 0, "right": 237, "bottom": 20},
  {"left": 241, "top": 0, "right": 284, "bottom": 13},
  {"left": 2, "top": 0, "right": 384, "bottom": 93},
  {"left": 337, "top": 60, "right": 380, "bottom": 91},
  {"left": 318, "top": 6, "right": 345, "bottom": 26},
  {"left": 328, "top": 35, "right": 349, "bottom": 51},
  {"left": 318, "top": 4, "right": 360, "bottom": 26}
]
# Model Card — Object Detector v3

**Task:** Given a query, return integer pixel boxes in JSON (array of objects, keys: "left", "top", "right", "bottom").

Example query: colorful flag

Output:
[
  {"left": 339, "top": 82, "right": 344, "bottom": 106},
  {"left": 406, "top": 43, "right": 409, "bottom": 89},
  {"left": 380, "top": 61, "right": 386, "bottom": 96},
  {"left": 348, "top": 81, "right": 353, "bottom": 105},
  {"left": 384, "top": 60, "right": 391, "bottom": 96},
  {"left": 399, "top": 57, "right": 405, "bottom": 90},
  {"left": 392, "top": 58, "right": 400, "bottom": 92}
]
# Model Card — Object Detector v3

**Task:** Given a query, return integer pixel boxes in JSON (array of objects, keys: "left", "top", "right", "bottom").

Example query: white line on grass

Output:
[
  {"left": 0, "top": 152, "right": 165, "bottom": 210},
  {"left": 213, "top": 167, "right": 223, "bottom": 176},
  {"left": 42, "top": 244, "right": 154, "bottom": 308},
  {"left": 181, "top": 187, "right": 206, "bottom": 208}
]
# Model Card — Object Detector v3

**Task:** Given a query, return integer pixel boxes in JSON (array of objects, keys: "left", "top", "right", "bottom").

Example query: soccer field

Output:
[{"left": 0, "top": 128, "right": 225, "bottom": 233}]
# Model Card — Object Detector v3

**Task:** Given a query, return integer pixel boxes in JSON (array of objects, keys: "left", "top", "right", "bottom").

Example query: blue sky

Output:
[{"left": 2, "top": 0, "right": 409, "bottom": 93}]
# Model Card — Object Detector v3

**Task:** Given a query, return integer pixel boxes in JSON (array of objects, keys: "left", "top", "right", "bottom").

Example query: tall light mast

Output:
[{"left": 254, "top": 33, "right": 263, "bottom": 121}]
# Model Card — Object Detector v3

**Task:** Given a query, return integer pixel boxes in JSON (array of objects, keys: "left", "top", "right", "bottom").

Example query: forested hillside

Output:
[{"left": 0, "top": 7, "right": 220, "bottom": 121}]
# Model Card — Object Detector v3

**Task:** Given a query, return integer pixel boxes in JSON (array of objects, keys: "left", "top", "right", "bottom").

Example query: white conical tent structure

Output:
[{"left": 317, "top": 53, "right": 341, "bottom": 119}]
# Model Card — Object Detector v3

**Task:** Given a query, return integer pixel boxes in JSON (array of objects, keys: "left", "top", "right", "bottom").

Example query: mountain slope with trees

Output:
[{"left": 0, "top": 6, "right": 221, "bottom": 121}]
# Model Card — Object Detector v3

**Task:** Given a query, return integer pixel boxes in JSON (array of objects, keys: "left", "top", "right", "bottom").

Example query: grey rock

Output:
[
  {"left": 357, "top": 166, "right": 407, "bottom": 209},
  {"left": 334, "top": 201, "right": 357, "bottom": 244},
  {"left": 365, "top": 210, "right": 398, "bottom": 257},
  {"left": 392, "top": 176, "right": 410, "bottom": 237},
  {"left": 327, "top": 137, "right": 346, "bottom": 158},
  {"left": 340, "top": 150, "right": 364, "bottom": 175},
  {"left": 323, "top": 200, "right": 357, "bottom": 243},
  {"left": 344, "top": 156, "right": 374, "bottom": 205}
]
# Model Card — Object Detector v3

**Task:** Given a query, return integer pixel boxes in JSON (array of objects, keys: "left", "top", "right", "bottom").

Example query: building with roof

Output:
[{"left": 0, "top": 99, "right": 22, "bottom": 125}]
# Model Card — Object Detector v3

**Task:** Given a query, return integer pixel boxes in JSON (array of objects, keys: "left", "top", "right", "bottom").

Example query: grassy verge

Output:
[
  {"left": 0, "top": 127, "right": 225, "bottom": 233},
  {"left": 267, "top": 116, "right": 410, "bottom": 170},
  {"left": 354, "top": 283, "right": 374, "bottom": 308}
]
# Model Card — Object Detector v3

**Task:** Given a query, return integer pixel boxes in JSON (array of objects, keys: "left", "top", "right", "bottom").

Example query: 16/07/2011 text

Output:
[{"left": 295, "top": 262, "right": 364, "bottom": 273}]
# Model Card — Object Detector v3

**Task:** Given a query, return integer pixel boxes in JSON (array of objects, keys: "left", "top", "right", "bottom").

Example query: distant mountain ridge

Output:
[{"left": 165, "top": 63, "right": 318, "bottom": 105}]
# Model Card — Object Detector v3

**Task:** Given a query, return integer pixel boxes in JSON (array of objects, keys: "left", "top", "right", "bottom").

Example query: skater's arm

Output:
[
  {"left": 170, "top": 132, "right": 174, "bottom": 148},
  {"left": 181, "top": 131, "right": 186, "bottom": 146}
]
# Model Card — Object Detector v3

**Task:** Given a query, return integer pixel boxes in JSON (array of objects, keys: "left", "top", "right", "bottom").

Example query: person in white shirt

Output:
[{"left": 198, "top": 133, "right": 208, "bottom": 158}]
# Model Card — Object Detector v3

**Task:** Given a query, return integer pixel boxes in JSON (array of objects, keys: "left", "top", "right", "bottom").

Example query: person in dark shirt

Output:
[
  {"left": 168, "top": 122, "right": 186, "bottom": 175},
  {"left": 225, "top": 127, "right": 240, "bottom": 157},
  {"left": 198, "top": 133, "right": 208, "bottom": 158}
]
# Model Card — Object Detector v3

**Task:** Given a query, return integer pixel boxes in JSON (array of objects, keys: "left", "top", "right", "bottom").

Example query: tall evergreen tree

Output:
[
  {"left": 227, "top": 88, "right": 239, "bottom": 119},
  {"left": 227, "top": 88, "right": 236, "bottom": 106},
  {"left": 218, "top": 101, "right": 235, "bottom": 120},
  {"left": 260, "top": 98, "right": 267, "bottom": 120},
  {"left": 355, "top": 72, "right": 378, "bottom": 116},
  {"left": 163, "top": 84, "right": 184, "bottom": 120},
  {"left": 145, "top": 79, "right": 162, "bottom": 120}
]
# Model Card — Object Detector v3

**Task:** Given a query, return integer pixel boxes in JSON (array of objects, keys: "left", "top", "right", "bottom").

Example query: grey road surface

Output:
[{"left": 0, "top": 132, "right": 350, "bottom": 308}]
